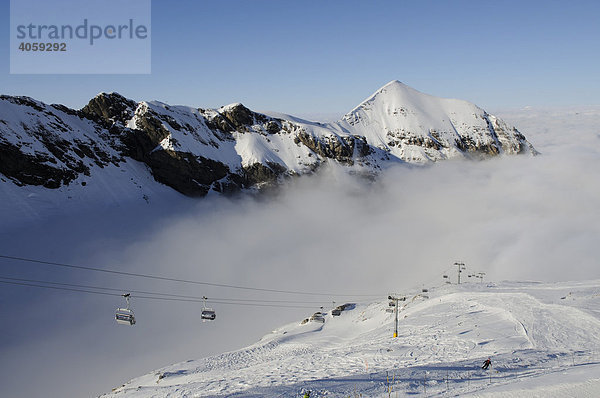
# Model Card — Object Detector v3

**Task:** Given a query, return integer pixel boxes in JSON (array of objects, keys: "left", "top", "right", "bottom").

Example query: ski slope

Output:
[{"left": 102, "top": 280, "right": 600, "bottom": 397}]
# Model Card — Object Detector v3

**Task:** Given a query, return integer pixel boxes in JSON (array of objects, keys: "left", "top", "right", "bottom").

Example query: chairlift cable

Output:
[
  {"left": 0, "top": 279, "right": 122, "bottom": 297},
  {"left": 0, "top": 254, "right": 381, "bottom": 297},
  {"left": 0, "top": 279, "right": 325, "bottom": 309},
  {"left": 0, "top": 275, "right": 372, "bottom": 304},
  {"left": 0, "top": 276, "right": 342, "bottom": 304}
]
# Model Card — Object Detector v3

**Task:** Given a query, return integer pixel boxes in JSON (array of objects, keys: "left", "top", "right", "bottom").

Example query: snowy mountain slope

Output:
[
  {"left": 0, "top": 82, "right": 536, "bottom": 210},
  {"left": 339, "top": 81, "right": 536, "bottom": 163},
  {"left": 0, "top": 95, "right": 123, "bottom": 187},
  {"left": 102, "top": 280, "right": 600, "bottom": 397}
]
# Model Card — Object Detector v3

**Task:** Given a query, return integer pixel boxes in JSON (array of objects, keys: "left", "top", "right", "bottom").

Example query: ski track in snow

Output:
[{"left": 102, "top": 280, "right": 600, "bottom": 397}]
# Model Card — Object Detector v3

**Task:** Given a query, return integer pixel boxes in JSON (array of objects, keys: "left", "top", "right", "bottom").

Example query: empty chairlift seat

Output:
[
  {"left": 310, "top": 312, "right": 325, "bottom": 323},
  {"left": 201, "top": 296, "right": 216, "bottom": 321},
  {"left": 201, "top": 309, "right": 216, "bottom": 320},
  {"left": 115, "top": 308, "right": 136, "bottom": 325},
  {"left": 115, "top": 293, "right": 136, "bottom": 326}
]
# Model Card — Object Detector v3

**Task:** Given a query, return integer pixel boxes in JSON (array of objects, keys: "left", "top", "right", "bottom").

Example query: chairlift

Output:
[
  {"left": 115, "top": 293, "right": 136, "bottom": 326},
  {"left": 389, "top": 301, "right": 396, "bottom": 307},
  {"left": 201, "top": 296, "right": 216, "bottom": 321},
  {"left": 331, "top": 301, "right": 341, "bottom": 316},
  {"left": 310, "top": 312, "right": 325, "bottom": 323},
  {"left": 443, "top": 275, "right": 448, "bottom": 279}
]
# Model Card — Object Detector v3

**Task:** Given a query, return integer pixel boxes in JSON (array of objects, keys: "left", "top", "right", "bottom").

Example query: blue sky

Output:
[{"left": 1, "top": 0, "right": 599, "bottom": 115}]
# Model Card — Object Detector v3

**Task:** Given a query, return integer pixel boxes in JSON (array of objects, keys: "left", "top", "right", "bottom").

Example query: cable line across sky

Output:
[
  {"left": 0, "top": 275, "right": 373, "bottom": 307},
  {"left": 0, "top": 254, "right": 383, "bottom": 297}
]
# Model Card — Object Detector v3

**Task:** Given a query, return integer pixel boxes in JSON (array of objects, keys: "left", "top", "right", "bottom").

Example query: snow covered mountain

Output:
[
  {"left": 0, "top": 81, "right": 536, "bottom": 202},
  {"left": 338, "top": 81, "right": 535, "bottom": 162},
  {"left": 101, "top": 280, "right": 600, "bottom": 397}
]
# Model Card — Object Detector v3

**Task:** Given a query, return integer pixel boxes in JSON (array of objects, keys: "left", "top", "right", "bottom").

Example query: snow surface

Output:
[{"left": 102, "top": 280, "right": 600, "bottom": 397}]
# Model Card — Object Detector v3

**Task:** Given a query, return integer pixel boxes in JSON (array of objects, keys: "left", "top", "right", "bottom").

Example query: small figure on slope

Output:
[{"left": 482, "top": 357, "right": 492, "bottom": 370}]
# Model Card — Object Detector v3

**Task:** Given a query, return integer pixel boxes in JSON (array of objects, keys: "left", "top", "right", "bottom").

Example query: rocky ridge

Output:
[{"left": 0, "top": 81, "right": 537, "bottom": 198}]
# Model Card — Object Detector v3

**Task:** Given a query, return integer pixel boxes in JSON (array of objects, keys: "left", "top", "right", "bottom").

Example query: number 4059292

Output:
[{"left": 19, "top": 42, "right": 67, "bottom": 51}]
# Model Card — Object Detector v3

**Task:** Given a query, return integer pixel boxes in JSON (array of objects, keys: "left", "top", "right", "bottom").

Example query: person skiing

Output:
[{"left": 482, "top": 357, "right": 492, "bottom": 370}]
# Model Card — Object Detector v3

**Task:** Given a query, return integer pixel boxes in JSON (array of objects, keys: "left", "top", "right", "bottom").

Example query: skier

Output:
[{"left": 482, "top": 357, "right": 492, "bottom": 370}]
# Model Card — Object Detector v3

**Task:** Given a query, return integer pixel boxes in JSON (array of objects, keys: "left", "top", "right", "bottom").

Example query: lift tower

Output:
[
  {"left": 388, "top": 295, "right": 406, "bottom": 338},
  {"left": 454, "top": 262, "right": 466, "bottom": 284}
]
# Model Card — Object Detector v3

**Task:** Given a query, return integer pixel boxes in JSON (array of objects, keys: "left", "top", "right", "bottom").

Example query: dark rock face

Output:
[
  {"left": 147, "top": 150, "right": 230, "bottom": 197},
  {"left": 220, "top": 104, "right": 254, "bottom": 130},
  {"left": 295, "top": 131, "right": 368, "bottom": 164},
  {"left": 0, "top": 142, "right": 77, "bottom": 188},
  {"left": 81, "top": 93, "right": 137, "bottom": 126},
  {"left": 205, "top": 112, "right": 235, "bottom": 133},
  {"left": 243, "top": 162, "right": 287, "bottom": 186}
]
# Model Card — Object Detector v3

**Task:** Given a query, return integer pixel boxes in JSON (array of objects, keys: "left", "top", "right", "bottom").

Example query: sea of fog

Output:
[{"left": 0, "top": 106, "right": 598, "bottom": 397}]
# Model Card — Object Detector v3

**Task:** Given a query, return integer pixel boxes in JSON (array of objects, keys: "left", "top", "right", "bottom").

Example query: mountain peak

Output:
[
  {"left": 82, "top": 92, "right": 137, "bottom": 124},
  {"left": 345, "top": 80, "right": 425, "bottom": 116},
  {"left": 381, "top": 79, "right": 407, "bottom": 89},
  {"left": 374, "top": 80, "right": 428, "bottom": 100},
  {"left": 340, "top": 81, "right": 536, "bottom": 161}
]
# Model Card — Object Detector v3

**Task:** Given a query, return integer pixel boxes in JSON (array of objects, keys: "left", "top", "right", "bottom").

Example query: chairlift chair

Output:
[
  {"left": 201, "top": 296, "right": 216, "bottom": 321},
  {"left": 115, "top": 293, "right": 136, "bottom": 326},
  {"left": 310, "top": 312, "right": 325, "bottom": 323},
  {"left": 311, "top": 315, "right": 325, "bottom": 323}
]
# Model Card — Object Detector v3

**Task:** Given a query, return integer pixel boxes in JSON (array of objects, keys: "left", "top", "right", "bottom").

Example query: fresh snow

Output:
[
  {"left": 339, "top": 81, "right": 520, "bottom": 163},
  {"left": 102, "top": 280, "right": 600, "bottom": 397}
]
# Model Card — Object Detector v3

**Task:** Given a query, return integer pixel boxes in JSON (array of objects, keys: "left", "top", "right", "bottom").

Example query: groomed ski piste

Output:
[{"left": 102, "top": 279, "right": 600, "bottom": 397}]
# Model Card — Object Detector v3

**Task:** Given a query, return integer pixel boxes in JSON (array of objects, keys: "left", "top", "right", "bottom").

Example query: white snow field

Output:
[{"left": 102, "top": 280, "right": 600, "bottom": 397}]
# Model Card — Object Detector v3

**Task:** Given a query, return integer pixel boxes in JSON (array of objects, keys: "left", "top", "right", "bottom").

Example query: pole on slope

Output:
[
  {"left": 477, "top": 272, "right": 486, "bottom": 284},
  {"left": 454, "top": 262, "right": 466, "bottom": 284},
  {"left": 388, "top": 295, "right": 402, "bottom": 338},
  {"left": 394, "top": 298, "right": 398, "bottom": 338}
]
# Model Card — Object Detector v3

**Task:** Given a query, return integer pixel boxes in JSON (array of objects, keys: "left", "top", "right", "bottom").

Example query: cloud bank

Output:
[{"left": 0, "top": 107, "right": 599, "bottom": 397}]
